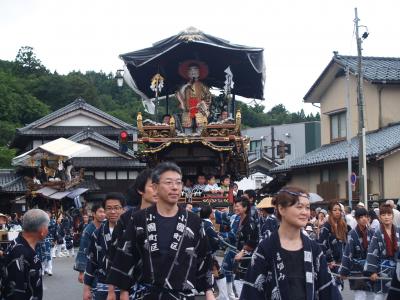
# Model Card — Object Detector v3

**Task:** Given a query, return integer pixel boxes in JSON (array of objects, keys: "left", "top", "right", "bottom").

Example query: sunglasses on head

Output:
[{"left": 278, "top": 189, "right": 310, "bottom": 199}]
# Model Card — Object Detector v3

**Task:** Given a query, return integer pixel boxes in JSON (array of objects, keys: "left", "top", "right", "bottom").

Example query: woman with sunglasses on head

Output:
[
  {"left": 317, "top": 201, "right": 348, "bottom": 289},
  {"left": 240, "top": 186, "right": 341, "bottom": 300},
  {"left": 365, "top": 204, "right": 400, "bottom": 300}
]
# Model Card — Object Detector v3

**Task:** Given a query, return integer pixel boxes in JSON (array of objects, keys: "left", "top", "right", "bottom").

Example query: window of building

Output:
[
  {"left": 95, "top": 171, "right": 105, "bottom": 180},
  {"left": 330, "top": 112, "right": 346, "bottom": 141},
  {"left": 320, "top": 168, "right": 338, "bottom": 183},
  {"left": 128, "top": 171, "right": 138, "bottom": 179},
  {"left": 106, "top": 171, "right": 117, "bottom": 180},
  {"left": 250, "top": 140, "right": 262, "bottom": 152},
  {"left": 117, "top": 171, "right": 128, "bottom": 179}
]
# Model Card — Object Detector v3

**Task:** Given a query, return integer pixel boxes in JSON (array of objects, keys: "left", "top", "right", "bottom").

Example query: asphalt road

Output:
[{"left": 43, "top": 254, "right": 355, "bottom": 300}]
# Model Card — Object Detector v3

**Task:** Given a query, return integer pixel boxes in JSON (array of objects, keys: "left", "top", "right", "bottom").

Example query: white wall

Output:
[
  {"left": 237, "top": 172, "right": 272, "bottom": 191},
  {"left": 74, "top": 144, "right": 118, "bottom": 157},
  {"left": 52, "top": 114, "right": 107, "bottom": 126}
]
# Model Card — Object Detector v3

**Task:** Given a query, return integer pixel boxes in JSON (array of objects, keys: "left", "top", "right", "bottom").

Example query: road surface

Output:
[{"left": 43, "top": 254, "right": 355, "bottom": 299}]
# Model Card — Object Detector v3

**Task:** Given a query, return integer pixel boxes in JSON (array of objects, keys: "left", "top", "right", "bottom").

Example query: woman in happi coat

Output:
[
  {"left": 339, "top": 207, "right": 374, "bottom": 300},
  {"left": 317, "top": 201, "right": 348, "bottom": 288},
  {"left": 240, "top": 186, "right": 342, "bottom": 300},
  {"left": 364, "top": 204, "right": 400, "bottom": 300},
  {"left": 232, "top": 197, "right": 259, "bottom": 297}
]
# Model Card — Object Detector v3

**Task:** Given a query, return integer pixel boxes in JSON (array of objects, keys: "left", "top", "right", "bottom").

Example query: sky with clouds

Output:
[{"left": 1, "top": 0, "right": 399, "bottom": 114}]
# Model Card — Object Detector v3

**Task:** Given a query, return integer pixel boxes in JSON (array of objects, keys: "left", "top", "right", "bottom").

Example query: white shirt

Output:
[{"left": 345, "top": 214, "right": 357, "bottom": 229}]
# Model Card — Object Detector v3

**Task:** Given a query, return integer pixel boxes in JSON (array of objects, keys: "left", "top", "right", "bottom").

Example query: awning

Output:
[
  {"left": 66, "top": 188, "right": 88, "bottom": 199},
  {"left": 36, "top": 187, "right": 58, "bottom": 197},
  {"left": 50, "top": 191, "right": 72, "bottom": 200},
  {"left": 35, "top": 187, "right": 89, "bottom": 200},
  {"left": 12, "top": 138, "right": 91, "bottom": 166}
]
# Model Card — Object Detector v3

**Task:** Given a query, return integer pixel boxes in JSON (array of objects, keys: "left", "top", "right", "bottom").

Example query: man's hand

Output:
[
  {"left": 106, "top": 285, "right": 116, "bottom": 300},
  {"left": 78, "top": 272, "right": 84, "bottom": 284},
  {"left": 340, "top": 275, "right": 347, "bottom": 281},
  {"left": 205, "top": 289, "right": 216, "bottom": 300},
  {"left": 119, "top": 290, "right": 129, "bottom": 300},
  {"left": 235, "top": 250, "right": 245, "bottom": 261},
  {"left": 370, "top": 273, "right": 379, "bottom": 281},
  {"left": 82, "top": 285, "right": 92, "bottom": 300}
]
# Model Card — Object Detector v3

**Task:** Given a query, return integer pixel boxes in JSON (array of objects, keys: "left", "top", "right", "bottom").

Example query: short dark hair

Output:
[
  {"left": 272, "top": 186, "right": 309, "bottom": 220},
  {"left": 200, "top": 205, "right": 212, "bottom": 219},
  {"left": 162, "top": 114, "right": 171, "bottom": 119},
  {"left": 103, "top": 192, "right": 126, "bottom": 208},
  {"left": 355, "top": 207, "right": 368, "bottom": 219},
  {"left": 244, "top": 189, "right": 256, "bottom": 200},
  {"left": 151, "top": 162, "right": 182, "bottom": 184},
  {"left": 126, "top": 169, "right": 152, "bottom": 206},
  {"left": 220, "top": 175, "right": 230, "bottom": 182},
  {"left": 91, "top": 203, "right": 103, "bottom": 214},
  {"left": 206, "top": 174, "right": 215, "bottom": 181}
]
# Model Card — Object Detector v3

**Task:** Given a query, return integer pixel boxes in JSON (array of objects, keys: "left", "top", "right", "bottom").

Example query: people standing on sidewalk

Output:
[
  {"left": 107, "top": 162, "right": 215, "bottom": 300},
  {"left": 240, "top": 187, "right": 342, "bottom": 300},
  {"left": 364, "top": 204, "right": 400, "bottom": 300},
  {"left": 74, "top": 204, "right": 105, "bottom": 284},
  {"left": 83, "top": 193, "right": 126, "bottom": 300},
  {"left": 339, "top": 207, "right": 374, "bottom": 300},
  {"left": 2, "top": 209, "right": 49, "bottom": 300}
]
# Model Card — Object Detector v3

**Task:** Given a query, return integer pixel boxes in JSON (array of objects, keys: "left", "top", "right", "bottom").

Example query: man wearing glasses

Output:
[
  {"left": 83, "top": 193, "right": 126, "bottom": 300},
  {"left": 107, "top": 162, "right": 215, "bottom": 300}
]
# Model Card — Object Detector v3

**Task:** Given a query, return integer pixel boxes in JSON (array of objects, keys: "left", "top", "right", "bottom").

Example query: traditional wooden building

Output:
[{"left": 0, "top": 98, "right": 145, "bottom": 212}]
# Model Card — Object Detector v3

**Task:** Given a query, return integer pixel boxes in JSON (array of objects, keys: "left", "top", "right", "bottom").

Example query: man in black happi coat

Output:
[
  {"left": 2, "top": 209, "right": 49, "bottom": 300},
  {"left": 108, "top": 162, "right": 215, "bottom": 300}
]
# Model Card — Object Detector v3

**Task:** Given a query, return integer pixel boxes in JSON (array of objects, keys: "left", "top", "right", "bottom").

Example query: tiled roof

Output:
[
  {"left": 0, "top": 170, "right": 27, "bottom": 193},
  {"left": 334, "top": 55, "right": 400, "bottom": 82},
  {"left": 271, "top": 123, "right": 400, "bottom": 173},
  {"left": 18, "top": 126, "right": 135, "bottom": 137},
  {"left": 71, "top": 157, "right": 145, "bottom": 169},
  {"left": 69, "top": 129, "right": 136, "bottom": 158},
  {"left": 18, "top": 98, "right": 134, "bottom": 132},
  {"left": 76, "top": 176, "right": 101, "bottom": 191}
]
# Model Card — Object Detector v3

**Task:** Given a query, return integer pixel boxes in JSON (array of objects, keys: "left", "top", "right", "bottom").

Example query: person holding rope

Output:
[
  {"left": 317, "top": 201, "right": 348, "bottom": 289},
  {"left": 339, "top": 207, "right": 374, "bottom": 300},
  {"left": 215, "top": 204, "right": 241, "bottom": 299},
  {"left": 387, "top": 250, "right": 400, "bottom": 299},
  {"left": 240, "top": 186, "right": 342, "bottom": 299},
  {"left": 364, "top": 203, "right": 400, "bottom": 300}
]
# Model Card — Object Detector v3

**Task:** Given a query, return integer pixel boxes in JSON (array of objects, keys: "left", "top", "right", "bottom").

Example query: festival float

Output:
[
  {"left": 119, "top": 27, "right": 265, "bottom": 206},
  {"left": 12, "top": 138, "right": 91, "bottom": 210}
]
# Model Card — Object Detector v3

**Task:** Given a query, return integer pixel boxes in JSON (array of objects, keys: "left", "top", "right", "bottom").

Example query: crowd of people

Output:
[{"left": 1, "top": 162, "right": 400, "bottom": 300}]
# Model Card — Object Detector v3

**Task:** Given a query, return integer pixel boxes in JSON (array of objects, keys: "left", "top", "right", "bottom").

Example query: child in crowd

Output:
[
  {"left": 192, "top": 174, "right": 207, "bottom": 192},
  {"left": 182, "top": 177, "right": 193, "bottom": 194},
  {"left": 220, "top": 175, "right": 231, "bottom": 193},
  {"left": 204, "top": 175, "right": 221, "bottom": 194}
]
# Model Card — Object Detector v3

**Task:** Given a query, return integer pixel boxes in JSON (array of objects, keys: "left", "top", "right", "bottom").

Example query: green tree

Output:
[
  {"left": 0, "top": 147, "right": 16, "bottom": 168},
  {"left": 15, "top": 46, "right": 48, "bottom": 75}
]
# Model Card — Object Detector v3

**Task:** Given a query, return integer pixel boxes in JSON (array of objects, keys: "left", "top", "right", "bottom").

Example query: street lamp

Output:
[{"left": 115, "top": 69, "right": 124, "bottom": 87}]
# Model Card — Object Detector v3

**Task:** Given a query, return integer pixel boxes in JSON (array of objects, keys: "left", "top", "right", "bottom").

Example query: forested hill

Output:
[{"left": 0, "top": 46, "right": 319, "bottom": 166}]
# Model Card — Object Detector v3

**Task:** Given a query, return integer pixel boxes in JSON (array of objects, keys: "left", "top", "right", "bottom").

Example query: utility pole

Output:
[
  {"left": 271, "top": 126, "right": 275, "bottom": 162},
  {"left": 345, "top": 66, "right": 353, "bottom": 209},
  {"left": 354, "top": 7, "right": 368, "bottom": 208}
]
